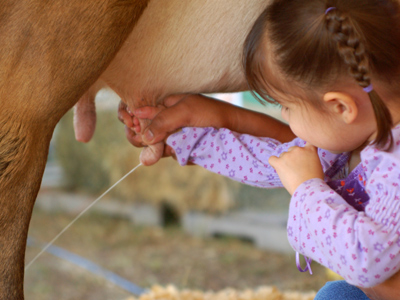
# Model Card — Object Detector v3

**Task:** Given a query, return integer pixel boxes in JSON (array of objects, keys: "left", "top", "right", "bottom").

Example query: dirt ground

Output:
[{"left": 25, "top": 191, "right": 329, "bottom": 300}]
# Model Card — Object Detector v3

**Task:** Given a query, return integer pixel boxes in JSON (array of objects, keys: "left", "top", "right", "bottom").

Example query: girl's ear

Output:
[{"left": 323, "top": 92, "right": 358, "bottom": 124}]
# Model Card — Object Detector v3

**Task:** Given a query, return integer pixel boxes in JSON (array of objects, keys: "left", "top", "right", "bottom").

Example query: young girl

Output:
[{"left": 122, "top": 0, "right": 400, "bottom": 299}]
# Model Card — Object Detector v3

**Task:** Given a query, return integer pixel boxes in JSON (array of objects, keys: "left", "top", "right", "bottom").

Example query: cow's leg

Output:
[{"left": 0, "top": 0, "right": 149, "bottom": 298}]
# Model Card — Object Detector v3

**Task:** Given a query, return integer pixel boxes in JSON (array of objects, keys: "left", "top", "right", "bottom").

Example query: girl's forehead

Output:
[
  {"left": 259, "top": 36, "right": 333, "bottom": 107},
  {"left": 260, "top": 48, "right": 304, "bottom": 103},
  {"left": 259, "top": 38, "right": 299, "bottom": 97}
]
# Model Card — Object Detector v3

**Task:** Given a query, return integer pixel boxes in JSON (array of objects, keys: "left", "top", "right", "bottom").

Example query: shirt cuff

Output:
[{"left": 166, "top": 127, "right": 209, "bottom": 166}]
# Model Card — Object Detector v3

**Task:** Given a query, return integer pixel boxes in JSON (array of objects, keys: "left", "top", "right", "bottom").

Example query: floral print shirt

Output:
[{"left": 166, "top": 125, "right": 400, "bottom": 287}]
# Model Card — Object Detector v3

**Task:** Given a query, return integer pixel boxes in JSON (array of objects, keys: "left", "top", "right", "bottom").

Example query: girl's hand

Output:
[
  {"left": 134, "top": 94, "right": 230, "bottom": 145},
  {"left": 118, "top": 94, "right": 222, "bottom": 165},
  {"left": 268, "top": 143, "right": 324, "bottom": 195},
  {"left": 117, "top": 101, "right": 176, "bottom": 165},
  {"left": 117, "top": 101, "right": 144, "bottom": 148},
  {"left": 118, "top": 100, "right": 171, "bottom": 148}
]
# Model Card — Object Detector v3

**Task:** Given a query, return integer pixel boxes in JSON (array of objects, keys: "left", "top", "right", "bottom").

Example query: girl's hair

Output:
[{"left": 244, "top": 0, "right": 400, "bottom": 149}]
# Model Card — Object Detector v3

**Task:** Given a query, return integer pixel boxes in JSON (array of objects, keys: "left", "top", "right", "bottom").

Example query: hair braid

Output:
[
  {"left": 325, "top": 8, "right": 393, "bottom": 149},
  {"left": 326, "top": 10, "right": 370, "bottom": 87}
]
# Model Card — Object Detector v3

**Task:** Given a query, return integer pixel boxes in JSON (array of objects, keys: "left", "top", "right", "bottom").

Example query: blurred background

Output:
[{"left": 25, "top": 89, "right": 330, "bottom": 300}]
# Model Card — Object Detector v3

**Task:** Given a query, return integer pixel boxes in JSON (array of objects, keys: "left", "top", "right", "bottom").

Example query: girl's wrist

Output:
[{"left": 212, "top": 99, "right": 239, "bottom": 129}]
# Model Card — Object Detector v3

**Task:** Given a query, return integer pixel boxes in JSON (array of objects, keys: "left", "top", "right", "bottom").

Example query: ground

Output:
[{"left": 25, "top": 191, "right": 329, "bottom": 300}]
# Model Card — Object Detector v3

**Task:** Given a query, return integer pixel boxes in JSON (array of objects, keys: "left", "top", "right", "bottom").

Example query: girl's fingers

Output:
[
  {"left": 286, "top": 147, "right": 294, "bottom": 152},
  {"left": 142, "top": 104, "right": 190, "bottom": 144},
  {"left": 132, "top": 117, "right": 141, "bottom": 133},
  {"left": 124, "top": 126, "right": 144, "bottom": 147},
  {"left": 133, "top": 105, "right": 165, "bottom": 119},
  {"left": 268, "top": 155, "right": 279, "bottom": 168},
  {"left": 118, "top": 101, "right": 134, "bottom": 128}
]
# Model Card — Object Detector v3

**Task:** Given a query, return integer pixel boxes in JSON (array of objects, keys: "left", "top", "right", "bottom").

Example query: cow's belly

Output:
[{"left": 100, "top": 0, "right": 269, "bottom": 108}]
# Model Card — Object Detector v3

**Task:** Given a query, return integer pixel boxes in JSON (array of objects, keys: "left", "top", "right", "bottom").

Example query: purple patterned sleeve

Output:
[
  {"left": 166, "top": 125, "right": 400, "bottom": 288},
  {"left": 166, "top": 127, "right": 306, "bottom": 188},
  {"left": 288, "top": 134, "right": 400, "bottom": 288}
]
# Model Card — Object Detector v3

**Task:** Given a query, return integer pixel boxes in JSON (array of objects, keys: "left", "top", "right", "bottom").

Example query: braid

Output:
[
  {"left": 326, "top": 11, "right": 370, "bottom": 87},
  {"left": 325, "top": 8, "right": 393, "bottom": 149}
]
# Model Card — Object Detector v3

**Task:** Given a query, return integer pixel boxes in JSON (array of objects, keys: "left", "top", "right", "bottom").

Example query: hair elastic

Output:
[
  {"left": 363, "top": 84, "right": 374, "bottom": 93},
  {"left": 325, "top": 7, "right": 336, "bottom": 14}
]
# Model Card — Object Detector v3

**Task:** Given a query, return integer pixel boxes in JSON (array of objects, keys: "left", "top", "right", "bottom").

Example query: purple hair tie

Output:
[
  {"left": 296, "top": 252, "right": 313, "bottom": 275},
  {"left": 363, "top": 84, "right": 373, "bottom": 93},
  {"left": 325, "top": 7, "right": 336, "bottom": 14}
]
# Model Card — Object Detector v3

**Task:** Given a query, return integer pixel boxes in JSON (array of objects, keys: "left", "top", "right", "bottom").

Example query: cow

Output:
[
  {"left": 2, "top": 0, "right": 400, "bottom": 299},
  {"left": 0, "top": 0, "right": 268, "bottom": 298},
  {"left": 74, "top": 0, "right": 270, "bottom": 166}
]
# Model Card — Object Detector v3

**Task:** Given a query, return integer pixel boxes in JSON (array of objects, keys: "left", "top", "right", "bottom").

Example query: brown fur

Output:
[
  {"left": 74, "top": 0, "right": 270, "bottom": 165},
  {"left": 0, "top": 0, "right": 148, "bottom": 298},
  {"left": 101, "top": 0, "right": 270, "bottom": 104},
  {"left": 0, "top": 0, "right": 279, "bottom": 297}
]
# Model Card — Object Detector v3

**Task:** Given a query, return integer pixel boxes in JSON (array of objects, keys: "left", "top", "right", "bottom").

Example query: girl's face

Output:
[
  {"left": 279, "top": 100, "right": 341, "bottom": 152},
  {"left": 278, "top": 95, "right": 375, "bottom": 153},
  {"left": 260, "top": 38, "right": 376, "bottom": 153}
]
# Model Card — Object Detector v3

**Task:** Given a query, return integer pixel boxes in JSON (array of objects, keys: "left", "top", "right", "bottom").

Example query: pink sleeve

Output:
[{"left": 166, "top": 127, "right": 306, "bottom": 188}]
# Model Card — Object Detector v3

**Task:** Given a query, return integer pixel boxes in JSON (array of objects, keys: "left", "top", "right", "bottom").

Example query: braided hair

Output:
[
  {"left": 325, "top": 5, "right": 393, "bottom": 148},
  {"left": 244, "top": 0, "right": 400, "bottom": 149}
]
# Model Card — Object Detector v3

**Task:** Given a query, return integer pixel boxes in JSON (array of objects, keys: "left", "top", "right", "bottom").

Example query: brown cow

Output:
[
  {"left": 74, "top": 0, "right": 270, "bottom": 165},
  {"left": 0, "top": 1, "right": 149, "bottom": 298},
  {"left": 2, "top": 0, "right": 400, "bottom": 299},
  {"left": 0, "top": 0, "right": 268, "bottom": 298}
]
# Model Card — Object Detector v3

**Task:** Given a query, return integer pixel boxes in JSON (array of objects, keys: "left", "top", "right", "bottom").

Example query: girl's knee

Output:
[{"left": 315, "top": 281, "right": 370, "bottom": 300}]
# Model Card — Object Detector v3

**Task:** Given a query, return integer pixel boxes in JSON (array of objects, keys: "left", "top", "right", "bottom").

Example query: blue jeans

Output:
[{"left": 315, "top": 281, "right": 371, "bottom": 300}]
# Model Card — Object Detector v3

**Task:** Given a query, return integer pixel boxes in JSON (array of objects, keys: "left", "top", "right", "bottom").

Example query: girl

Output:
[{"left": 123, "top": 0, "right": 400, "bottom": 299}]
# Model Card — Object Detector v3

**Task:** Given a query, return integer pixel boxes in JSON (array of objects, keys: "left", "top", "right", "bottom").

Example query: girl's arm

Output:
[
  {"left": 286, "top": 140, "right": 400, "bottom": 288},
  {"left": 165, "top": 125, "right": 306, "bottom": 188},
  {"left": 133, "top": 94, "right": 296, "bottom": 145}
]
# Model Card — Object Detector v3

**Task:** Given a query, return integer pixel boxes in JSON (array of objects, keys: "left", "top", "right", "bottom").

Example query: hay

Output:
[{"left": 126, "top": 285, "right": 316, "bottom": 300}]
